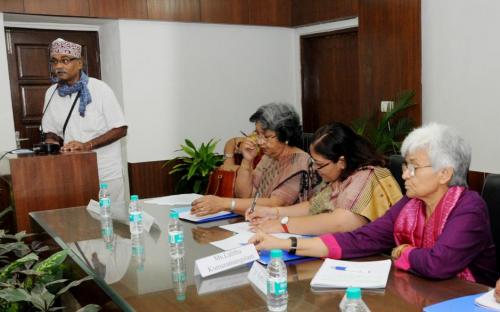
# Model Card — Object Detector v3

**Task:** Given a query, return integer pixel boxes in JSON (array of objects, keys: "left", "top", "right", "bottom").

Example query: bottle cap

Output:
[
  {"left": 100, "top": 183, "right": 108, "bottom": 189},
  {"left": 176, "top": 294, "right": 186, "bottom": 301},
  {"left": 346, "top": 287, "right": 362, "bottom": 300},
  {"left": 270, "top": 249, "right": 283, "bottom": 259},
  {"left": 131, "top": 195, "right": 139, "bottom": 201},
  {"left": 169, "top": 210, "right": 180, "bottom": 219}
]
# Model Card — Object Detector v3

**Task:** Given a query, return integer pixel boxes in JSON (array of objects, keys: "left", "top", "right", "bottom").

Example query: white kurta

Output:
[{"left": 42, "top": 78, "right": 127, "bottom": 184}]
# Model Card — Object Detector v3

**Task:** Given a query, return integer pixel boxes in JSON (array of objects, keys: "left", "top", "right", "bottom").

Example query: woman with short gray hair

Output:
[
  {"left": 249, "top": 123, "right": 498, "bottom": 286},
  {"left": 192, "top": 103, "right": 314, "bottom": 216}
]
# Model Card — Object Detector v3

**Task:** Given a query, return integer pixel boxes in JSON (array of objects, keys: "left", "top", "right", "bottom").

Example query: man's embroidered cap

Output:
[{"left": 50, "top": 38, "right": 81, "bottom": 58}]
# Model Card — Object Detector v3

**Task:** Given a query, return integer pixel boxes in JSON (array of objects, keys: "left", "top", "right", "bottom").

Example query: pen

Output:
[
  {"left": 248, "top": 191, "right": 260, "bottom": 215},
  {"left": 240, "top": 130, "right": 249, "bottom": 137},
  {"left": 333, "top": 266, "right": 371, "bottom": 274}
]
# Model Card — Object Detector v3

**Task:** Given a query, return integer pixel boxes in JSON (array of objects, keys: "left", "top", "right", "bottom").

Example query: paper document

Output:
[
  {"left": 144, "top": 193, "right": 202, "bottom": 205},
  {"left": 179, "top": 210, "right": 232, "bottom": 222},
  {"left": 210, "top": 232, "right": 254, "bottom": 251},
  {"left": 310, "top": 259, "right": 392, "bottom": 289},
  {"left": 247, "top": 261, "right": 268, "bottom": 295},
  {"left": 219, "top": 221, "right": 304, "bottom": 239},
  {"left": 475, "top": 290, "right": 500, "bottom": 311}
]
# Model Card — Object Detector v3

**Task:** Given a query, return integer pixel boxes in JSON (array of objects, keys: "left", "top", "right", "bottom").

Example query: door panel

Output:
[
  {"left": 301, "top": 29, "right": 359, "bottom": 132},
  {"left": 5, "top": 28, "right": 100, "bottom": 148}
]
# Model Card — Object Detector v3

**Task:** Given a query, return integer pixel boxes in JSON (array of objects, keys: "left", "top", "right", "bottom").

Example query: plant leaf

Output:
[
  {"left": 0, "top": 287, "right": 30, "bottom": 302},
  {"left": 56, "top": 276, "right": 93, "bottom": 297},
  {"left": 76, "top": 304, "right": 102, "bottom": 312},
  {"left": 34, "top": 250, "right": 68, "bottom": 273}
]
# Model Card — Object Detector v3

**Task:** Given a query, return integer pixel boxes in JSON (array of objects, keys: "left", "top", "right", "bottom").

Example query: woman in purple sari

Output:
[{"left": 249, "top": 123, "right": 498, "bottom": 286}]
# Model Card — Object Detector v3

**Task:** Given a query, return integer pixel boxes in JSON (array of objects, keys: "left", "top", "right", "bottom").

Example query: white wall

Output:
[
  {"left": 422, "top": 0, "right": 500, "bottom": 173},
  {"left": 118, "top": 20, "right": 297, "bottom": 162},
  {"left": 0, "top": 14, "right": 16, "bottom": 151}
]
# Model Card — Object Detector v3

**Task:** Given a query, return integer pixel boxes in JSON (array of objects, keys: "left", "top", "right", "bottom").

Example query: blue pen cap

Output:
[
  {"left": 100, "top": 183, "right": 108, "bottom": 189},
  {"left": 270, "top": 249, "right": 283, "bottom": 259},
  {"left": 169, "top": 210, "right": 179, "bottom": 219},
  {"left": 346, "top": 287, "right": 361, "bottom": 300},
  {"left": 130, "top": 195, "right": 139, "bottom": 201}
]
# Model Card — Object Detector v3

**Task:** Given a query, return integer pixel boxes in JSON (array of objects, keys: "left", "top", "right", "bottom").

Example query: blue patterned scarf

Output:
[{"left": 54, "top": 71, "right": 92, "bottom": 117}]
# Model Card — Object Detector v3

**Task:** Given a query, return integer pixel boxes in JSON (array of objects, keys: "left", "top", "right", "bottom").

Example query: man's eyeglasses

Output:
[
  {"left": 49, "top": 57, "right": 78, "bottom": 65},
  {"left": 312, "top": 159, "right": 331, "bottom": 170},
  {"left": 402, "top": 162, "right": 433, "bottom": 177}
]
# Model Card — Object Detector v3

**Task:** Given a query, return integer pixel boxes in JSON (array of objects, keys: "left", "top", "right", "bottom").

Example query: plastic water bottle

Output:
[
  {"left": 171, "top": 257, "right": 187, "bottom": 301},
  {"left": 98, "top": 183, "right": 110, "bottom": 201},
  {"left": 99, "top": 198, "right": 114, "bottom": 248},
  {"left": 131, "top": 232, "right": 145, "bottom": 272},
  {"left": 129, "top": 195, "right": 144, "bottom": 235},
  {"left": 168, "top": 210, "right": 185, "bottom": 259},
  {"left": 267, "top": 249, "right": 288, "bottom": 312},
  {"left": 339, "top": 287, "right": 371, "bottom": 312}
]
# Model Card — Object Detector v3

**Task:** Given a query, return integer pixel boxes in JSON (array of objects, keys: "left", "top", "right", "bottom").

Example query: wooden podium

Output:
[{"left": 9, "top": 152, "right": 99, "bottom": 232}]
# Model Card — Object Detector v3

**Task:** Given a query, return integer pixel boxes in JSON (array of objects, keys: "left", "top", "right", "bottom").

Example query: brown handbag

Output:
[{"left": 205, "top": 168, "right": 236, "bottom": 198}]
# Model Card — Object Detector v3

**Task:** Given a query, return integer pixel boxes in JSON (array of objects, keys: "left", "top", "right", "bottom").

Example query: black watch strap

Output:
[{"left": 289, "top": 237, "right": 297, "bottom": 255}]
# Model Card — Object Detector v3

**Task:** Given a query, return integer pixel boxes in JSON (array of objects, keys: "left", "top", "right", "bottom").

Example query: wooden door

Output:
[
  {"left": 5, "top": 28, "right": 100, "bottom": 148},
  {"left": 300, "top": 29, "right": 359, "bottom": 132}
]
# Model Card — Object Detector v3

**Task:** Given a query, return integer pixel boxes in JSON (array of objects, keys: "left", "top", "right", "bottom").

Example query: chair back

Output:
[
  {"left": 481, "top": 173, "right": 500, "bottom": 272},
  {"left": 388, "top": 154, "right": 405, "bottom": 194}
]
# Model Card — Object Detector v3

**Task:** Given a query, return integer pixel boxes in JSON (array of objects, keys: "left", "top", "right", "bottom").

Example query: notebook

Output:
[
  {"left": 257, "top": 249, "right": 309, "bottom": 265},
  {"left": 310, "top": 259, "right": 391, "bottom": 289}
]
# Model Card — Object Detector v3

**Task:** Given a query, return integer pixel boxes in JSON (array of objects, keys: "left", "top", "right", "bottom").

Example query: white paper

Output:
[
  {"left": 247, "top": 261, "right": 268, "bottom": 295},
  {"left": 86, "top": 200, "right": 159, "bottom": 232},
  {"left": 219, "top": 221, "right": 304, "bottom": 239},
  {"left": 194, "top": 244, "right": 259, "bottom": 278},
  {"left": 219, "top": 222, "right": 252, "bottom": 234},
  {"left": 210, "top": 232, "right": 254, "bottom": 251},
  {"left": 179, "top": 210, "right": 231, "bottom": 222},
  {"left": 475, "top": 289, "right": 500, "bottom": 311},
  {"left": 310, "top": 259, "right": 392, "bottom": 289},
  {"left": 143, "top": 193, "right": 202, "bottom": 205}
]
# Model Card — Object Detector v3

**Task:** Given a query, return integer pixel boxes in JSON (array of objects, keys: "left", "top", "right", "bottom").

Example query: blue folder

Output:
[
  {"left": 423, "top": 293, "right": 489, "bottom": 312},
  {"left": 257, "top": 249, "right": 310, "bottom": 265},
  {"left": 172, "top": 207, "right": 240, "bottom": 224}
]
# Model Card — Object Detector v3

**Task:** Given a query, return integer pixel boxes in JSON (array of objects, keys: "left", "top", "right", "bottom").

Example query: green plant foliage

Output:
[
  {"left": 352, "top": 90, "right": 416, "bottom": 155},
  {"left": 0, "top": 230, "right": 98, "bottom": 311},
  {"left": 165, "top": 139, "right": 224, "bottom": 194}
]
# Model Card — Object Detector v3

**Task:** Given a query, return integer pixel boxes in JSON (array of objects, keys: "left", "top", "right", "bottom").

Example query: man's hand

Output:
[{"left": 61, "top": 140, "right": 90, "bottom": 152}]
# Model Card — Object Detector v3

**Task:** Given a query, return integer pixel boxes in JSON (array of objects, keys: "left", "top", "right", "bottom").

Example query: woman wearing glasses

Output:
[
  {"left": 246, "top": 122, "right": 402, "bottom": 235},
  {"left": 250, "top": 123, "right": 498, "bottom": 286},
  {"left": 191, "top": 103, "right": 315, "bottom": 216}
]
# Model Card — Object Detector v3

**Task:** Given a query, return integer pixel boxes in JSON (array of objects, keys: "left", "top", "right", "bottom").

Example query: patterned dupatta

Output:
[{"left": 393, "top": 186, "right": 475, "bottom": 282}]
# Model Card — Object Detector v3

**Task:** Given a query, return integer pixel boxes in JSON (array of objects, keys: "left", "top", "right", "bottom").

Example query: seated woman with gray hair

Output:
[
  {"left": 249, "top": 123, "right": 498, "bottom": 286},
  {"left": 191, "top": 103, "right": 314, "bottom": 216}
]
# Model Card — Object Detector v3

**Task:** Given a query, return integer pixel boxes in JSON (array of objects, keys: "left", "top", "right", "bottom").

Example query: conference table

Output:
[{"left": 30, "top": 200, "right": 490, "bottom": 312}]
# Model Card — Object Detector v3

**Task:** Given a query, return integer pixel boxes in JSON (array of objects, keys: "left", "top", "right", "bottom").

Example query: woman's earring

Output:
[{"left": 285, "top": 140, "right": 289, "bottom": 145}]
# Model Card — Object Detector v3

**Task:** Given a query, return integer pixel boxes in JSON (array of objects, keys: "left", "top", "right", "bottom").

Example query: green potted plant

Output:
[
  {"left": 352, "top": 90, "right": 416, "bottom": 155},
  {"left": 165, "top": 139, "right": 224, "bottom": 194},
  {"left": 0, "top": 230, "right": 99, "bottom": 311}
]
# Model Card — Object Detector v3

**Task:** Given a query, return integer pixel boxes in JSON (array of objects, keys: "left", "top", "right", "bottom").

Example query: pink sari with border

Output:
[{"left": 393, "top": 186, "right": 475, "bottom": 282}]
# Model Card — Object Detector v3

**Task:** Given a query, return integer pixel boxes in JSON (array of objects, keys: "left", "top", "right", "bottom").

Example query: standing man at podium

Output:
[{"left": 41, "top": 38, "right": 127, "bottom": 205}]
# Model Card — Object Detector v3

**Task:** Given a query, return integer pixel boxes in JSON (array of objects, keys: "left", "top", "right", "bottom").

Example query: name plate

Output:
[
  {"left": 194, "top": 244, "right": 259, "bottom": 278},
  {"left": 247, "top": 261, "right": 268, "bottom": 295}
]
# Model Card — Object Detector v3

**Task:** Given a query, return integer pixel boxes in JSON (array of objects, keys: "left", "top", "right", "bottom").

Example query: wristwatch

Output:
[
  {"left": 280, "top": 216, "right": 289, "bottom": 233},
  {"left": 289, "top": 237, "right": 297, "bottom": 255}
]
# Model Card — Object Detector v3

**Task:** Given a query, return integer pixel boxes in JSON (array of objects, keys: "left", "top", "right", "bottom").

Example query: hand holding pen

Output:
[{"left": 247, "top": 191, "right": 260, "bottom": 217}]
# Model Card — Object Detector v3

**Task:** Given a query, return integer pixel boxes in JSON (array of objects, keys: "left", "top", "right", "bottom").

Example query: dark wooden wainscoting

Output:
[{"left": 128, "top": 160, "right": 181, "bottom": 199}]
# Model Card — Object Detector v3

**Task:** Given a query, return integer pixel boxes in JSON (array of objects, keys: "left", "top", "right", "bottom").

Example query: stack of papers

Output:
[{"left": 310, "top": 259, "right": 392, "bottom": 289}]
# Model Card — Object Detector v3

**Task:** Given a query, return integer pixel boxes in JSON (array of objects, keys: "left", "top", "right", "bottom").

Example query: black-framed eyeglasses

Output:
[
  {"left": 312, "top": 160, "right": 331, "bottom": 170},
  {"left": 402, "top": 162, "right": 433, "bottom": 177},
  {"left": 49, "top": 57, "right": 78, "bottom": 65}
]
